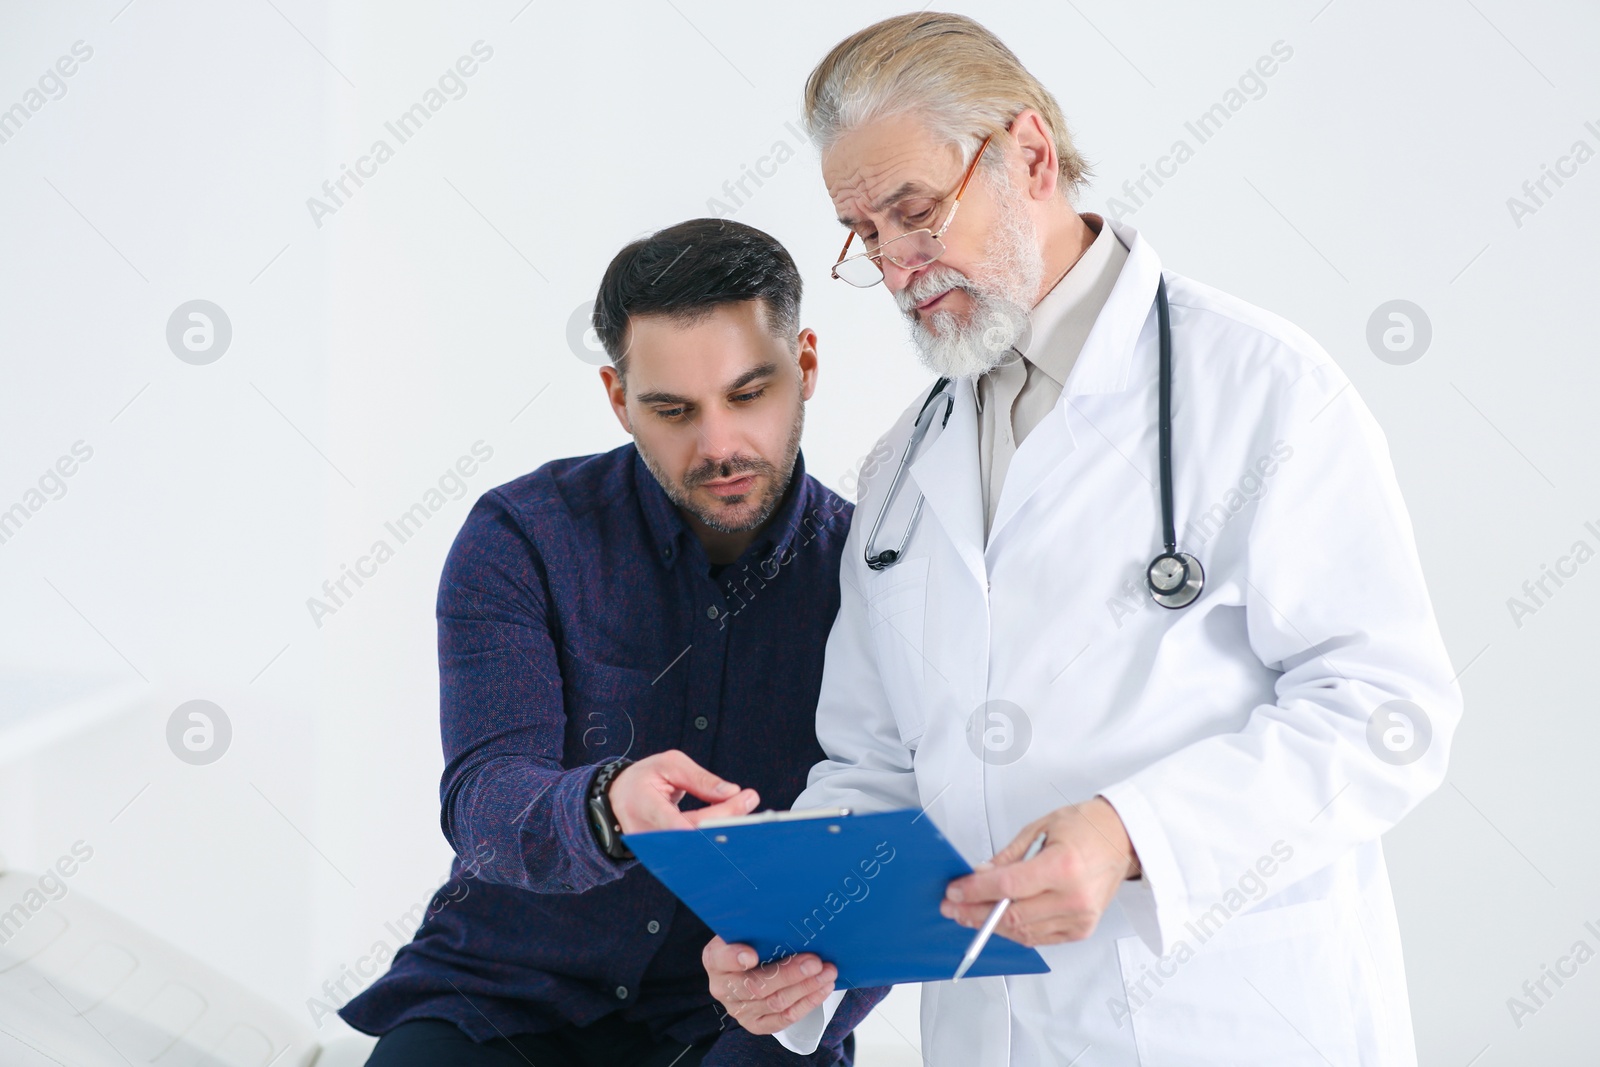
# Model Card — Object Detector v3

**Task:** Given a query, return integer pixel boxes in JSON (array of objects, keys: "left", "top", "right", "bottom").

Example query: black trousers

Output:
[{"left": 365, "top": 1016, "right": 714, "bottom": 1067}]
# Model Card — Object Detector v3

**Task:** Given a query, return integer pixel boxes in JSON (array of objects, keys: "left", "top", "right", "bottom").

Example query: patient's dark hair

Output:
[{"left": 593, "top": 218, "right": 802, "bottom": 378}]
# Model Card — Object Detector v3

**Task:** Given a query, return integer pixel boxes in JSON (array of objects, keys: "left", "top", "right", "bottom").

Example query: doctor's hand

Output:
[
  {"left": 608, "top": 750, "right": 760, "bottom": 834},
  {"left": 702, "top": 936, "right": 838, "bottom": 1035},
  {"left": 940, "top": 796, "right": 1141, "bottom": 947}
]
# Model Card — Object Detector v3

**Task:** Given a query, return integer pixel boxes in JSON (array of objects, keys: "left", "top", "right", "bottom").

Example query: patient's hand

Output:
[
  {"left": 703, "top": 936, "right": 837, "bottom": 1035},
  {"left": 609, "top": 749, "right": 759, "bottom": 833}
]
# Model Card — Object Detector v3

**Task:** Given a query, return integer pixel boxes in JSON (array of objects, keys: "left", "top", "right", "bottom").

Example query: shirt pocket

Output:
[
  {"left": 1115, "top": 896, "right": 1361, "bottom": 1066},
  {"left": 861, "top": 555, "right": 930, "bottom": 746},
  {"left": 560, "top": 655, "right": 659, "bottom": 766}
]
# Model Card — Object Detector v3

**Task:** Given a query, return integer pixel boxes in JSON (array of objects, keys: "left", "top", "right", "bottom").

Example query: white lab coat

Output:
[{"left": 779, "top": 216, "right": 1461, "bottom": 1065}]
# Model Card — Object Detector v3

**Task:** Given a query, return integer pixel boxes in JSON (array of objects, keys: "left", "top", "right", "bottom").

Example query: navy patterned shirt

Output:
[{"left": 339, "top": 443, "right": 884, "bottom": 1064}]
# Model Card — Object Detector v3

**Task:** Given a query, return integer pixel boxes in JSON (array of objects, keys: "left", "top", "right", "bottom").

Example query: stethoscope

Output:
[{"left": 864, "top": 275, "right": 1205, "bottom": 610}]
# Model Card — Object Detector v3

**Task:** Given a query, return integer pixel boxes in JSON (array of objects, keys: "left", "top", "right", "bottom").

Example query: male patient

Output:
[{"left": 341, "top": 219, "right": 884, "bottom": 1065}]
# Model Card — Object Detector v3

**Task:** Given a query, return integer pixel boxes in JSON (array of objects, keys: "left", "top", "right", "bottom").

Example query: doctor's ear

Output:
[
  {"left": 1006, "top": 108, "right": 1060, "bottom": 202},
  {"left": 599, "top": 364, "right": 633, "bottom": 435},
  {"left": 794, "top": 327, "right": 819, "bottom": 402}
]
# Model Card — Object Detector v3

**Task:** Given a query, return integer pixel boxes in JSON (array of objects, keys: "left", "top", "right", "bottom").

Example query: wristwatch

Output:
[{"left": 586, "top": 757, "right": 635, "bottom": 861}]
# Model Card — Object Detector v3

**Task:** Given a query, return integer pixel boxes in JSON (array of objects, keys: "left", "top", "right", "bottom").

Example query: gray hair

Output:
[{"left": 802, "top": 12, "right": 1093, "bottom": 197}]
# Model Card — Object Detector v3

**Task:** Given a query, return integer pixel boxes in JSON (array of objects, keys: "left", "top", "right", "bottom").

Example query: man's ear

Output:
[
  {"left": 795, "top": 328, "right": 819, "bottom": 402},
  {"left": 1008, "top": 108, "right": 1060, "bottom": 202},
  {"left": 599, "top": 364, "right": 632, "bottom": 435}
]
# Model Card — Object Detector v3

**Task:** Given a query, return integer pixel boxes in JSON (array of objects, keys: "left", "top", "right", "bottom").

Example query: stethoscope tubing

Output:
[{"left": 864, "top": 275, "right": 1203, "bottom": 609}]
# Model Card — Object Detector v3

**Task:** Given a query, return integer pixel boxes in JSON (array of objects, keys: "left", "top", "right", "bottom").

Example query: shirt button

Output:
[
  {"left": 706, "top": 605, "right": 719, "bottom": 619},
  {"left": 647, "top": 920, "right": 661, "bottom": 934},
  {"left": 694, "top": 716, "right": 709, "bottom": 730},
  {"left": 615, "top": 985, "right": 629, "bottom": 1000}
]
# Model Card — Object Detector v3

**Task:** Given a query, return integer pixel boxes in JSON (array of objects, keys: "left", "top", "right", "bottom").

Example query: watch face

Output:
[{"left": 588, "top": 795, "right": 613, "bottom": 841}]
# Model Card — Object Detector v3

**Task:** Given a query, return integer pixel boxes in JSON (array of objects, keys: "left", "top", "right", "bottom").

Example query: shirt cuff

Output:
[
  {"left": 1096, "top": 784, "right": 1186, "bottom": 957},
  {"left": 550, "top": 763, "right": 637, "bottom": 891},
  {"left": 773, "top": 988, "right": 846, "bottom": 1056}
]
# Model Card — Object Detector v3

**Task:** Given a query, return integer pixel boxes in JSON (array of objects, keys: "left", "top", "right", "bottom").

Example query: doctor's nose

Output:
[
  {"left": 881, "top": 258, "right": 921, "bottom": 295},
  {"left": 883, "top": 260, "right": 934, "bottom": 302}
]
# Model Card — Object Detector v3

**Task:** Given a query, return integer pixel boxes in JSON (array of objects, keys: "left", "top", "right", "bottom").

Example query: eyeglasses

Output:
[{"left": 830, "top": 133, "right": 995, "bottom": 288}]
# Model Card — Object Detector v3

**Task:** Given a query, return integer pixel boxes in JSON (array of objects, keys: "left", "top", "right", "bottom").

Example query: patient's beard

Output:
[
  {"left": 895, "top": 170, "right": 1044, "bottom": 380},
  {"left": 640, "top": 397, "right": 806, "bottom": 535}
]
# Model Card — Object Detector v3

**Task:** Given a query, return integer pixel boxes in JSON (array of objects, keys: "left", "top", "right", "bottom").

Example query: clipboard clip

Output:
[{"left": 696, "top": 807, "right": 853, "bottom": 830}]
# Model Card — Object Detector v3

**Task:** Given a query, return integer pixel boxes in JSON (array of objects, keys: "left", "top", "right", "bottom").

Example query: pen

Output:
[{"left": 951, "top": 830, "right": 1048, "bottom": 982}]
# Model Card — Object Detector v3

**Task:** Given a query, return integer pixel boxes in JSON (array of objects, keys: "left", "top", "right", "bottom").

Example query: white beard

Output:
[{"left": 896, "top": 169, "right": 1045, "bottom": 380}]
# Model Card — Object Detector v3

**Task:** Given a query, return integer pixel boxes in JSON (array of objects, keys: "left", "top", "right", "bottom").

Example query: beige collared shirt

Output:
[{"left": 977, "top": 211, "right": 1129, "bottom": 539}]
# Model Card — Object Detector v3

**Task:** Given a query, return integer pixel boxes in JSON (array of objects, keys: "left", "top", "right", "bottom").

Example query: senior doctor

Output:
[{"left": 702, "top": 13, "right": 1461, "bottom": 1066}]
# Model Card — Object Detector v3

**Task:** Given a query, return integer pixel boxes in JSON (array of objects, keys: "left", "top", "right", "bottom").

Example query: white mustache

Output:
[{"left": 895, "top": 266, "right": 972, "bottom": 315}]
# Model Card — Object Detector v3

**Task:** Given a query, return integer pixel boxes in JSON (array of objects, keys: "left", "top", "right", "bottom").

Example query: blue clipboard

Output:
[{"left": 623, "top": 808, "right": 1050, "bottom": 988}]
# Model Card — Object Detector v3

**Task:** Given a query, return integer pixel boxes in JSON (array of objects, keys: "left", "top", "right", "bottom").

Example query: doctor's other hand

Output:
[
  {"left": 608, "top": 750, "right": 759, "bottom": 834},
  {"left": 940, "top": 796, "right": 1141, "bottom": 946},
  {"left": 702, "top": 936, "right": 838, "bottom": 1035}
]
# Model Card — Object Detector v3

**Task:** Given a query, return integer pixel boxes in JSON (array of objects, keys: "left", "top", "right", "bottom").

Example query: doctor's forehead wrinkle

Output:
[
  {"left": 834, "top": 179, "right": 925, "bottom": 228},
  {"left": 828, "top": 140, "right": 962, "bottom": 227}
]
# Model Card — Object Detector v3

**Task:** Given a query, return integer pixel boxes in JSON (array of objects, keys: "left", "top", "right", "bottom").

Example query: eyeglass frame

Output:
[{"left": 829, "top": 131, "right": 997, "bottom": 286}]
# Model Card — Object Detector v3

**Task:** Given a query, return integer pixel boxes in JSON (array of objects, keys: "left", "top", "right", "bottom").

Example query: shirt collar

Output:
[
  {"left": 632, "top": 446, "right": 821, "bottom": 572},
  {"left": 1016, "top": 211, "right": 1129, "bottom": 388}
]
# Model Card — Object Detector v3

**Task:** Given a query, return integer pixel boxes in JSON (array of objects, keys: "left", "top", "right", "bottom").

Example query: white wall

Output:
[{"left": 1, "top": 1, "right": 1596, "bottom": 1063}]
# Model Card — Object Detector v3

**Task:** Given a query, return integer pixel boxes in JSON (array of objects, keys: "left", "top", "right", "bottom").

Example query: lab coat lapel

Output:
[
  {"left": 908, "top": 375, "right": 987, "bottom": 587},
  {"left": 985, "top": 218, "right": 1165, "bottom": 548}
]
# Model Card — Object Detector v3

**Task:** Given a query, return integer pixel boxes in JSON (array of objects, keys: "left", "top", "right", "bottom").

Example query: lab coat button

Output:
[
  {"left": 694, "top": 716, "right": 709, "bottom": 730},
  {"left": 706, "top": 605, "right": 719, "bottom": 619},
  {"left": 647, "top": 920, "right": 661, "bottom": 933},
  {"left": 615, "top": 985, "right": 628, "bottom": 999}
]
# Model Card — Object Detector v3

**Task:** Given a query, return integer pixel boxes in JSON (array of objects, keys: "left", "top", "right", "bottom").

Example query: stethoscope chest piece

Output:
[{"left": 1146, "top": 551, "right": 1204, "bottom": 609}]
